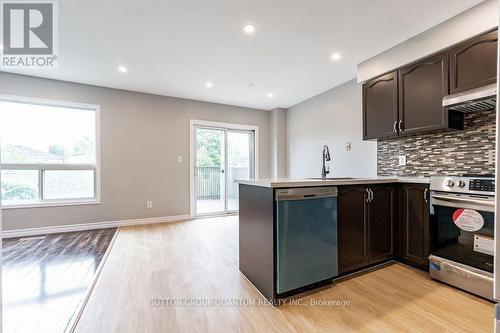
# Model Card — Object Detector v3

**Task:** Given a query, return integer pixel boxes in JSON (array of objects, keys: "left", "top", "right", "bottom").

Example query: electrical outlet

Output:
[
  {"left": 345, "top": 142, "right": 351, "bottom": 151},
  {"left": 177, "top": 155, "right": 183, "bottom": 163},
  {"left": 398, "top": 155, "right": 407, "bottom": 166},
  {"left": 146, "top": 200, "right": 153, "bottom": 209}
]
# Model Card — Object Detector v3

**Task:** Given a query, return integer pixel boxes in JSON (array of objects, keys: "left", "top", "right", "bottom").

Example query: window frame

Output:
[{"left": 0, "top": 94, "right": 101, "bottom": 209}]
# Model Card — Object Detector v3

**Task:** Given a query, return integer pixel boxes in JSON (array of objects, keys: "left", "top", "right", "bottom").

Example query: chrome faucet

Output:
[{"left": 321, "top": 145, "right": 331, "bottom": 179}]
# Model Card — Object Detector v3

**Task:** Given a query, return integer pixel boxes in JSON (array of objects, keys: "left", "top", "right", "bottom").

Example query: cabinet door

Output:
[
  {"left": 398, "top": 52, "right": 449, "bottom": 134},
  {"left": 450, "top": 30, "right": 498, "bottom": 94},
  {"left": 338, "top": 186, "right": 368, "bottom": 273},
  {"left": 367, "top": 186, "right": 395, "bottom": 263},
  {"left": 363, "top": 71, "right": 398, "bottom": 140},
  {"left": 400, "top": 184, "right": 430, "bottom": 268}
]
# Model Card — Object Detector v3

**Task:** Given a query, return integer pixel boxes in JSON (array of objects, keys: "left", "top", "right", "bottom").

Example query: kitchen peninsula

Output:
[{"left": 236, "top": 177, "right": 431, "bottom": 303}]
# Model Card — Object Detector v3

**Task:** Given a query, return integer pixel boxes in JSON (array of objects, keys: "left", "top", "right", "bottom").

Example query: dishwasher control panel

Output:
[{"left": 275, "top": 187, "right": 338, "bottom": 201}]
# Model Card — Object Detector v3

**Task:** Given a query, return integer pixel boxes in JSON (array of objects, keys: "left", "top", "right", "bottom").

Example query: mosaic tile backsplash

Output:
[{"left": 377, "top": 110, "right": 496, "bottom": 176}]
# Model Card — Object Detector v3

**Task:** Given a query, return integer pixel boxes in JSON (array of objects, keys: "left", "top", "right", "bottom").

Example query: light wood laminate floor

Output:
[{"left": 75, "top": 216, "right": 493, "bottom": 333}]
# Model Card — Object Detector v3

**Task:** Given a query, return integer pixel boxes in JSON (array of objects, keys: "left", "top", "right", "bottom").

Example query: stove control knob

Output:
[
  {"left": 458, "top": 180, "right": 466, "bottom": 188},
  {"left": 446, "top": 180, "right": 455, "bottom": 187}
]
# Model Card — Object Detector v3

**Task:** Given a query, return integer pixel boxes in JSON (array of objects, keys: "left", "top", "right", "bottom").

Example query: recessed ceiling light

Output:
[
  {"left": 205, "top": 81, "right": 213, "bottom": 88},
  {"left": 267, "top": 93, "right": 273, "bottom": 98},
  {"left": 243, "top": 24, "right": 256, "bottom": 34},
  {"left": 118, "top": 66, "right": 128, "bottom": 73},
  {"left": 331, "top": 53, "right": 341, "bottom": 61}
]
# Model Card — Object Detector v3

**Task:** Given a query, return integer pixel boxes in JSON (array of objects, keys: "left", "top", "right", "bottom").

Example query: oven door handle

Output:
[{"left": 431, "top": 194, "right": 495, "bottom": 212}]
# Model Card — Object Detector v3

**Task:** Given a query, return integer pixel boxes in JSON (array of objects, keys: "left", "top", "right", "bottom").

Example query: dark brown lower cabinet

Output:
[
  {"left": 338, "top": 186, "right": 367, "bottom": 273},
  {"left": 338, "top": 183, "right": 429, "bottom": 275},
  {"left": 338, "top": 185, "right": 395, "bottom": 274},
  {"left": 367, "top": 186, "right": 396, "bottom": 263},
  {"left": 398, "top": 184, "right": 430, "bottom": 269}
]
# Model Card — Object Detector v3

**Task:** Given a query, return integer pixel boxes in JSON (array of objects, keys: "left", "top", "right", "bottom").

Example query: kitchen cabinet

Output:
[
  {"left": 362, "top": 30, "right": 500, "bottom": 140},
  {"left": 450, "top": 30, "right": 498, "bottom": 94},
  {"left": 367, "top": 186, "right": 395, "bottom": 263},
  {"left": 398, "top": 51, "right": 456, "bottom": 134},
  {"left": 338, "top": 186, "right": 367, "bottom": 273},
  {"left": 362, "top": 71, "right": 398, "bottom": 140},
  {"left": 363, "top": 54, "right": 462, "bottom": 140},
  {"left": 338, "top": 185, "right": 395, "bottom": 274},
  {"left": 398, "top": 184, "right": 430, "bottom": 269}
]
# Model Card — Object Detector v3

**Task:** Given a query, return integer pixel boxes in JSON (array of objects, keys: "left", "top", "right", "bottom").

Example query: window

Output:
[{"left": 0, "top": 96, "right": 100, "bottom": 208}]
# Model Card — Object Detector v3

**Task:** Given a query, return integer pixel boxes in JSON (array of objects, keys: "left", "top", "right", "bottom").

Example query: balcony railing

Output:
[
  {"left": 196, "top": 166, "right": 249, "bottom": 200},
  {"left": 196, "top": 166, "right": 221, "bottom": 200}
]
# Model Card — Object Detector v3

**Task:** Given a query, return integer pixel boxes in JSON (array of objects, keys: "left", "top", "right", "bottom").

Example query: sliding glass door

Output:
[
  {"left": 195, "top": 127, "right": 225, "bottom": 215},
  {"left": 194, "top": 126, "right": 254, "bottom": 216},
  {"left": 226, "top": 131, "right": 253, "bottom": 212}
]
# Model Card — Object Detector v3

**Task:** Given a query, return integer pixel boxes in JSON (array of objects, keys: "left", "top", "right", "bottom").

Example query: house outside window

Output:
[{"left": 0, "top": 96, "right": 100, "bottom": 208}]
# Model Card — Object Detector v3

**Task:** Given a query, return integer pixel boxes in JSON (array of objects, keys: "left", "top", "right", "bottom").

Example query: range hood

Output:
[{"left": 442, "top": 83, "right": 497, "bottom": 113}]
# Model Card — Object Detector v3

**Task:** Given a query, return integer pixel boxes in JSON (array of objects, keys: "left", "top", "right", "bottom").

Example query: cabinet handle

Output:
[
  {"left": 393, "top": 121, "right": 398, "bottom": 133},
  {"left": 424, "top": 188, "right": 428, "bottom": 203},
  {"left": 366, "top": 188, "right": 373, "bottom": 202},
  {"left": 398, "top": 120, "right": 403, "bottom": 132}
]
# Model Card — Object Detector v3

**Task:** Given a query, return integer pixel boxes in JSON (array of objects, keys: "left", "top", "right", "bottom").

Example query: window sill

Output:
[{"left": 1, "top": 199, "right": 101, "bottom": 210}]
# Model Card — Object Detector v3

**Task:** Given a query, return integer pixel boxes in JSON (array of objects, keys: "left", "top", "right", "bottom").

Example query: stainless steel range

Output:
[{"left": 429, "top": 175, "right": 495, "bottom": 300}]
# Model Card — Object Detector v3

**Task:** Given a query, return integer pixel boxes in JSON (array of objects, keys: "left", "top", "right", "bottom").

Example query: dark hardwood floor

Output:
[{"left": 2, "top": 228, "right": 116, "bottom": 333}]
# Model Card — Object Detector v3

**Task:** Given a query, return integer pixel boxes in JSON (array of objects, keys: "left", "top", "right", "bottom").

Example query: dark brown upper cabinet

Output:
[
  {"left": 362, "top": 71, "right": 398, "bottom": 140},
  {"left": 450, "top": 30, "right": 498, "bottom": 94},
  {"left": 398, "top": 51, "right": 452, "bottom": 135},
  {"left": 362, "top": 30, "right": 499, "bottom": 140}
]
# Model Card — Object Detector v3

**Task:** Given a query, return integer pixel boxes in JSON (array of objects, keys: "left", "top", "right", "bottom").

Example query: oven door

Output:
[{"left": 430, "top": 192, "right": 494, "bottom": 273}]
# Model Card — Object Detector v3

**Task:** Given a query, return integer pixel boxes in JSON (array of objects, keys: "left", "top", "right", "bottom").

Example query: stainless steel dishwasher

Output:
[{"left": 275, "top": 187, "right": 338, "bottom": 294}]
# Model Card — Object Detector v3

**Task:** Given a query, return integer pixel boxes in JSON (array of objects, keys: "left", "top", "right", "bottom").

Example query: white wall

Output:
[
  {"left": 286, "top": 79, "right": 377, "bottom": 178},
  {"left": 270, "top": 108, "right": 287, "bottom": 178},
  {"left": 358, "top": 0, "right": 498, "bottom": 82},
  {"left": 0, "top": 72, "right": 271, "bottom": 231}
]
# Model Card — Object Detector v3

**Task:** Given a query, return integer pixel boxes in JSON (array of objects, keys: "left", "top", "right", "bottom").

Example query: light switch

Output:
[{"left": 177, "top": 155, "right": 183, "bottom": 163}]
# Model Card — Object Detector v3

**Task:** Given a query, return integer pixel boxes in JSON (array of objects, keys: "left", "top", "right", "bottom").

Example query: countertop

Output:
[{"left": 235, "top": 176, "right": 430, "bottom": 188}]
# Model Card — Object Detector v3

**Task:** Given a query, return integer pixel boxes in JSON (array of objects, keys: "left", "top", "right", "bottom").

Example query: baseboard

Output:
[{"left": 1, "top": 214, "right": 192, "bottom": 239}]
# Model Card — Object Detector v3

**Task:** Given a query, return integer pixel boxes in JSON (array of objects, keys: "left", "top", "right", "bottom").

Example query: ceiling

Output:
[{"left": 3, "top": 0, "right": 485, "bottom": 110}]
